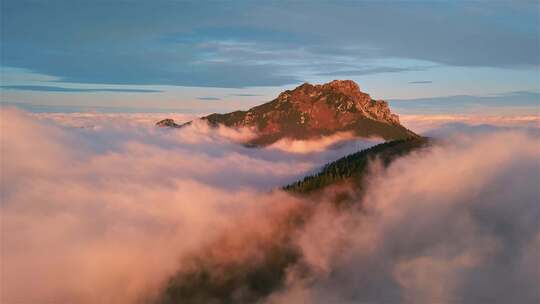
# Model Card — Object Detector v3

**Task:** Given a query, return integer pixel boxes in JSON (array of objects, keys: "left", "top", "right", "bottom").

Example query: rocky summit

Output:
[
  {"left": 156, "top": 80, "right": 417, "bottom": 146},
  {"left": 155, "top": 118, "right": 181, "bottom": 128}
]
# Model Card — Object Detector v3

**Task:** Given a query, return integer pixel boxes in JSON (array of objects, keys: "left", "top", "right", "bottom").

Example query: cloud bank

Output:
[
  {"left": 1, "top": 109, "right": 538, "bottom": 304},
  {"left": 0, "top": 108, "right": 378, "bottom": 303},
  {"left": 264, "top": 131, "right": 540, "bottom": 304}
]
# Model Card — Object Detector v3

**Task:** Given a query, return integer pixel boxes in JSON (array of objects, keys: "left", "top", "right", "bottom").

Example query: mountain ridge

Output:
[
  {"left": 157, "top": 80, "right": 418, "bottom": 145},
  {"left": 283, "top": 137, "right": 430, "bottom": 195}
]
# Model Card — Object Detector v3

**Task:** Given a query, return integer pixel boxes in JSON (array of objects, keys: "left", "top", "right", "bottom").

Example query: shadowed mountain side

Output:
[
  {"left": 156, "top": 80, "right": 418, "bottom": 146},
  {"left": 155, "top": 204, "right": 308, "bottom": 304}
]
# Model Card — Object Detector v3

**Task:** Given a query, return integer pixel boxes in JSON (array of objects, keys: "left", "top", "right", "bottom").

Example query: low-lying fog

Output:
[{"left": 1, "top": 108, "right": 539, "bottom": 304}]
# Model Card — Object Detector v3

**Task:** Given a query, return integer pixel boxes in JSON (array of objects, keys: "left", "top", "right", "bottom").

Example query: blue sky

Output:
[{"left": 1, "top": 0, "right": 539, "bottom": 114}]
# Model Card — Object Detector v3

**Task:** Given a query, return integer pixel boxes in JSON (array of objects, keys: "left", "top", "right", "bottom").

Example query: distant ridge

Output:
[{"left": 157, "top": 80, "right": 418, "bottom": 146}]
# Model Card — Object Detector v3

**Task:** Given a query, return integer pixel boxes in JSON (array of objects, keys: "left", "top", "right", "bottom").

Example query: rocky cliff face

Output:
[
  {"left": 273, "top": 80, "right": 400, "bottom": 125},
  {"left": 157, "top": 80, "right": 417, "bottom": 145}
]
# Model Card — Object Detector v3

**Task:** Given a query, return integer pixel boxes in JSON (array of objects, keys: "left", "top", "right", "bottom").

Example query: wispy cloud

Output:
[
  {"left": 0, "top": 85, "right": 162, "bottom": 93},
  {"left": 316, "top": 66, "right": 421, "bottom": 77},
  {"left": 390, "top": 91, "right": 540, "bottom": 115},
  {"left": 0, "top": 101, "right": 201, "bottom": 114},
  {"left": 2, "top": 1, "right": 537, "bottom": 88},
  {"left": 197, "top": 96, "right": 221, "bottom": 101},
  {"left": 408, "top": 80, "right": 433, "bottom": 84},
  {"left": 229, "top": 93, "right": 262, "bottom": 97}
]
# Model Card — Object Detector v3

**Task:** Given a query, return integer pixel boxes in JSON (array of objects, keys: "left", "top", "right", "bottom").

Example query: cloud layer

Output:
[
  {"left": 0, "top": 108, "right": 378, "bottom": 303},
  {"left": 264, "top": 131, "right": 540, "bottom": 304},
  {"left": 2, "top": 1, "right": 538, "bottom": 87},
  {"left": 1, "top": 109, "right": 538, "bottom": 304}
]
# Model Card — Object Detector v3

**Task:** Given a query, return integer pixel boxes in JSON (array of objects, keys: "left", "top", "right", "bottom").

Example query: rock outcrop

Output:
[{"left": 156, "top": 118, "right": 181, "bottom": 128}]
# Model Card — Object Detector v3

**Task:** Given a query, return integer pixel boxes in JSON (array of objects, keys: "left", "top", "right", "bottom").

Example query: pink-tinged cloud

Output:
[
  {"left": 265, "top": 131, "right": 540, "bottom": 304},
  {"left": 1, "top": 108, "right": 539, "bottom": 304}
]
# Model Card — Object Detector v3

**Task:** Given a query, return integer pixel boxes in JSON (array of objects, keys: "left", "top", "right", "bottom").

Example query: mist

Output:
[
  {"left": 1, "top": 108, "right": 538, "bottom": 304},
  {"left": 264, "top": 130, "right": 540, "bottom": 304}
]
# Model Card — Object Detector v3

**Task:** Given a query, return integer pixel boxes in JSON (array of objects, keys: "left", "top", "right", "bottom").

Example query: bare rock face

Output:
[
  {"left": 275, "top": 80, "right": 400, "bottom": 125},
  {"left": 156, "top": 80, "right": 416, "bottom": 145}
]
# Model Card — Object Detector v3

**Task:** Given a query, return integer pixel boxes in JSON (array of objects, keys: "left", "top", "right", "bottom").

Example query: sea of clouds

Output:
[{"left": 1, "top": 108, "right": 539, "bottom": 304}]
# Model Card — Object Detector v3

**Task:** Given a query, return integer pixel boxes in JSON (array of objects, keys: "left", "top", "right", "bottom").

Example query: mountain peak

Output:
[
  {"left": 275, "top": 80, "right": 400, "bottom": 125},
  {"left": 157, "top": 80, "right": 417, "bottom": 146},
  {"left": 320, "top": 79, "right": 360, "bottom": 94},
  {"left": 156, "top": 118, "right": 180, "bottom": 128},
  {"left": 282, "top": 80, "right": 360, "bottom": 98}
]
